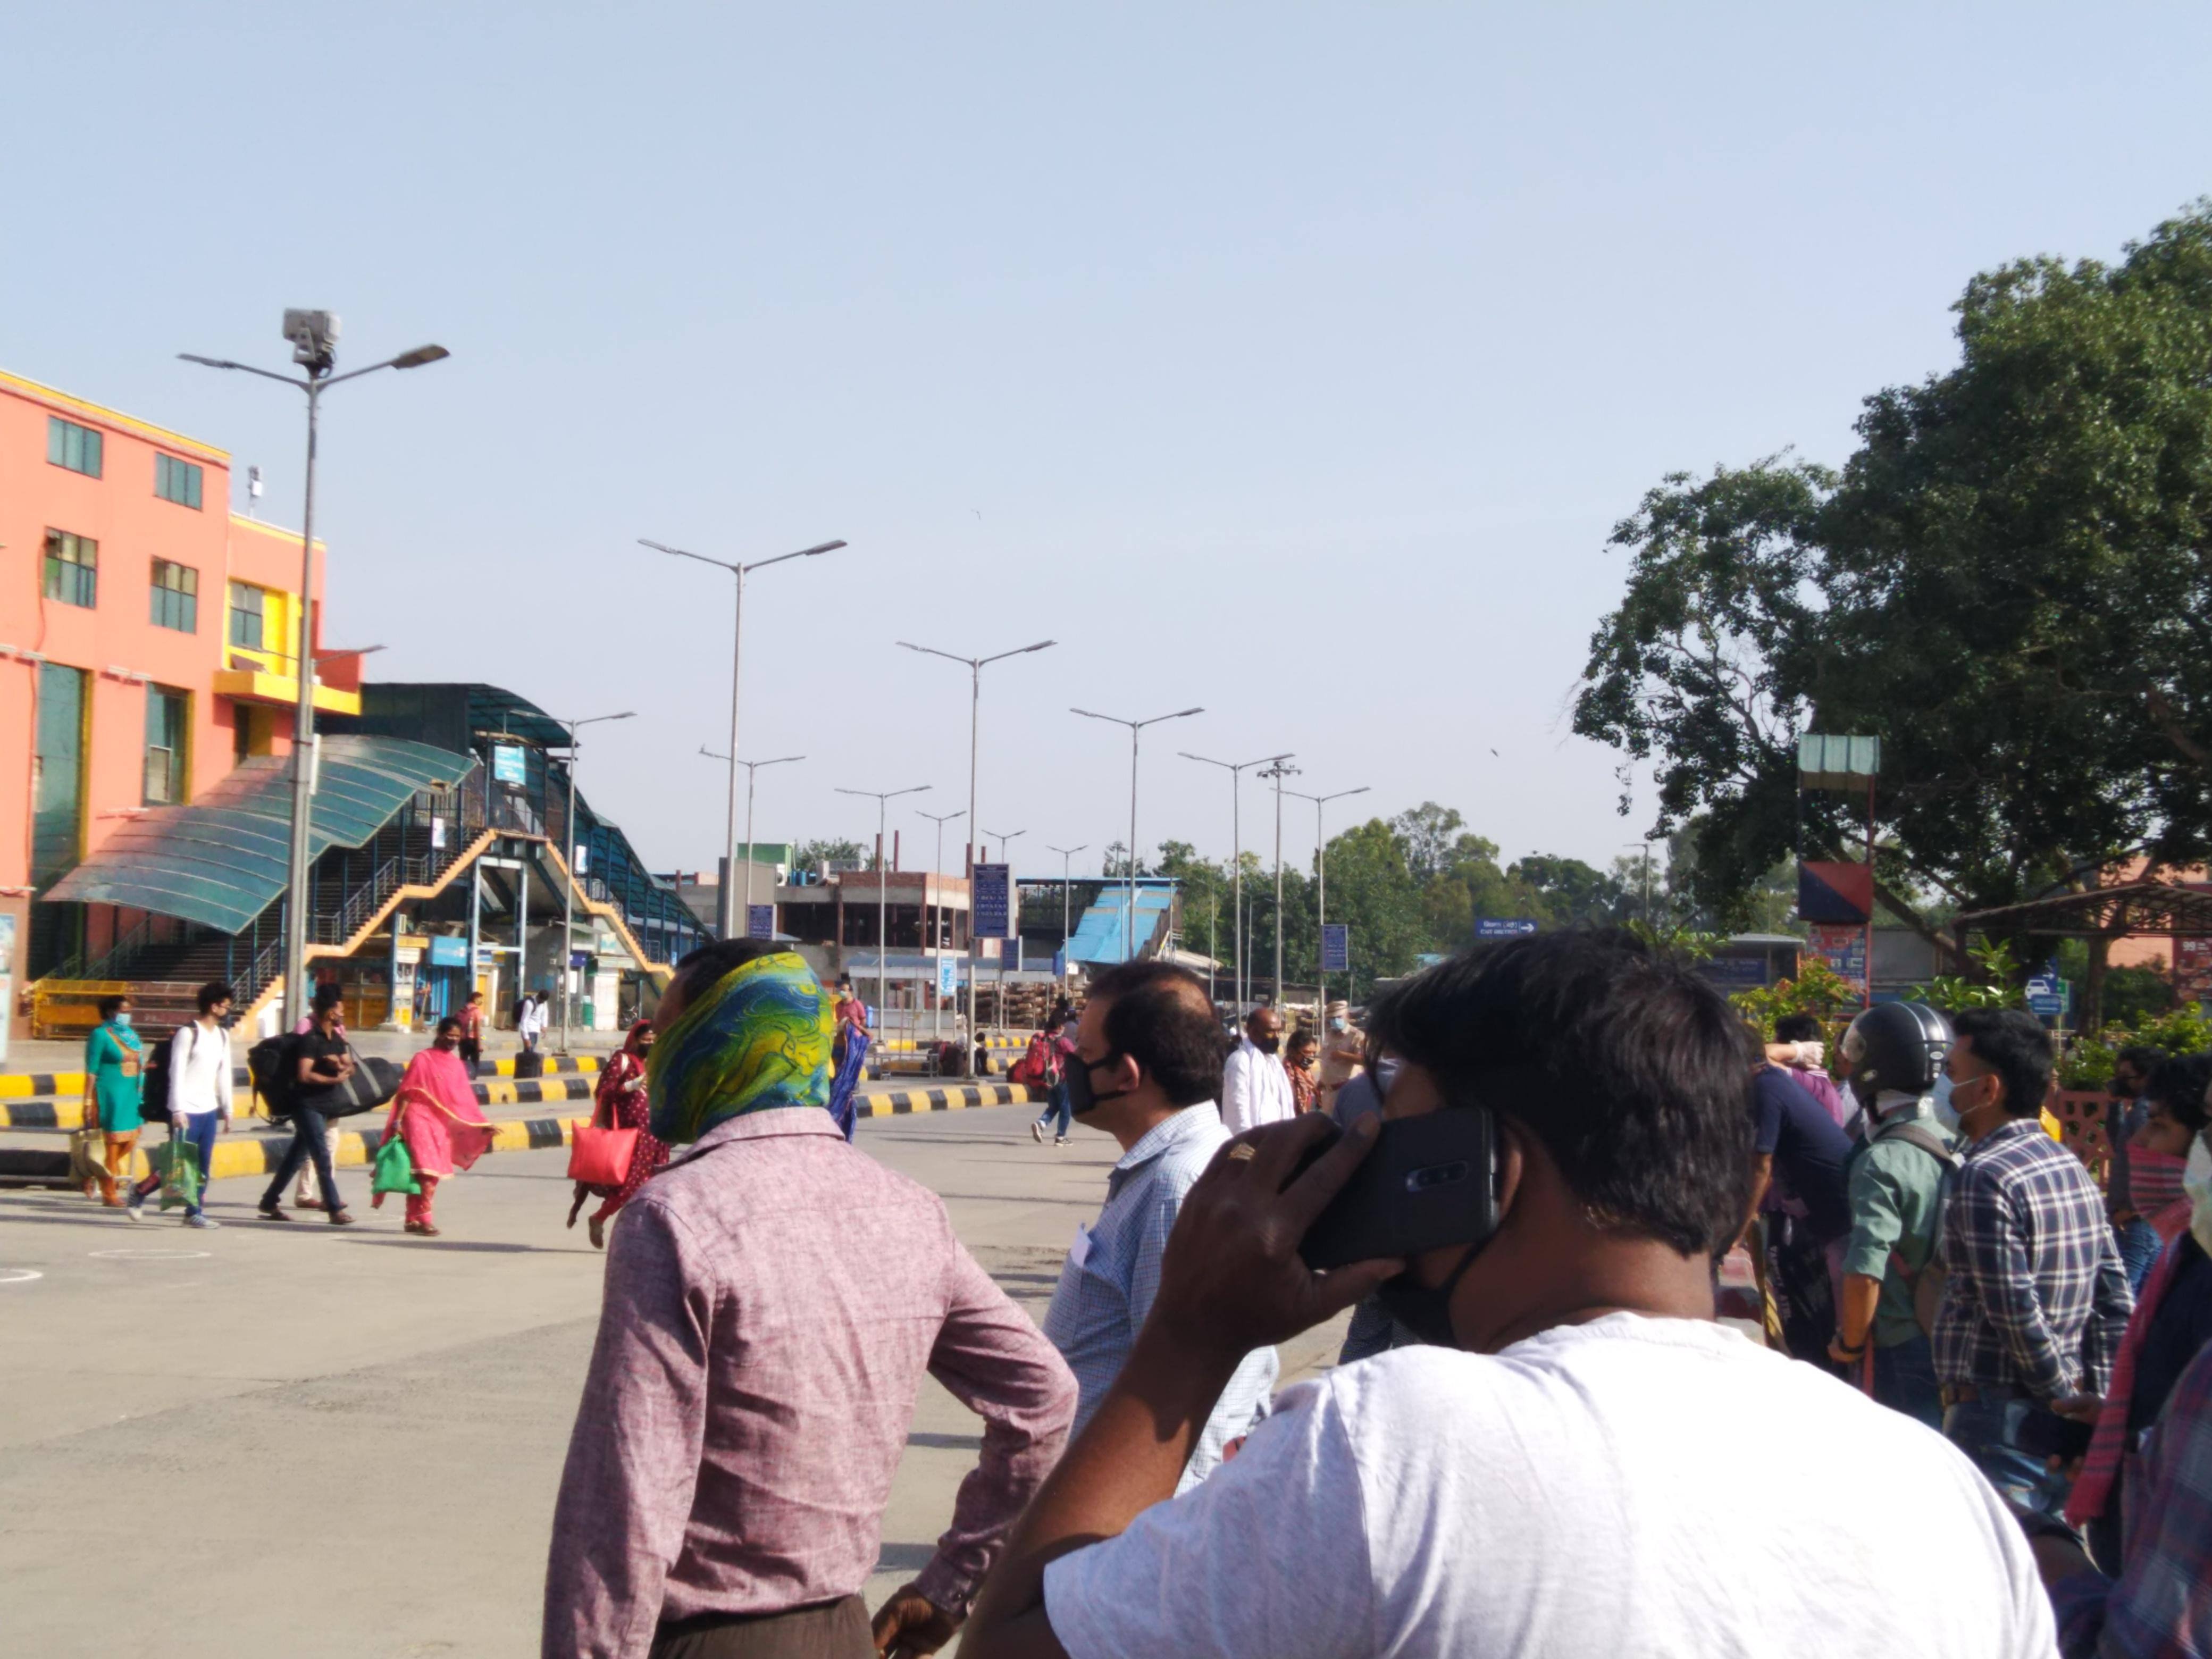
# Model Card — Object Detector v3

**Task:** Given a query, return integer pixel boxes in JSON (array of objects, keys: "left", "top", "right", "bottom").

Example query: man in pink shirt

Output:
[{"left": 542, "top": 939, "right": 1076, "bottom": 1658}]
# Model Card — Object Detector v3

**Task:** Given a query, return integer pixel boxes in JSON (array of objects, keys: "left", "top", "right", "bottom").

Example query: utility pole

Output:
[
  {"left": 701, "top": 748, "right": 803, "bottom": 940},
  {"left": 555, "top": 711, "right": 634, "bottom": 1053},
  {"left": 1259, "top": 758, "right": 1300, "bottom": 1007},
  {"left": 1180, "top": 750, "right": 1292, "bottom": 1012},
  {"left": 1048, "top": 843, "right": 1087, "bottom": 979},
  {"left": 1288, "top": 784, "right": 1369, "bottom": 1018},
  {"left": 919, "top": 808, "right": 966, "bottom": 1054},
  {"left": 835, "top": 785, "right": 929, "bottom": 1052},
  {"left": 1075, "top": 706, "right": 1204, "bottom": 964}
]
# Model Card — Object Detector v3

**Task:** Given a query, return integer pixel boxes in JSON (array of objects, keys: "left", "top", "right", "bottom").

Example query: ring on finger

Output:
[{"left": 1227, "top": 1143, "right": 1258, "bottom": 1164}]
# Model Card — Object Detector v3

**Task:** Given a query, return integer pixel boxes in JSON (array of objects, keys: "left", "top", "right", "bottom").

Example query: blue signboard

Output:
[
  {"left": 428, "top": 935, "right": 469, "bottom": 968},
  {"left": 1476, "top": 918, "right": 1539, "bottom": 940},
  {"left": 973, "top": 863, "right": 1012, "bottom": 939},
  {"left": 936, "top": 954, "right": 959, "bottom": 996},
  {"left": 1321, "top": 923, "right": 1351, "bottom": 974},
  {"left": 492, "top": 744, "right": 529, "bottom": 786},
  {"left": 747, "top": 904, "right": 775, "bottom": 940}
]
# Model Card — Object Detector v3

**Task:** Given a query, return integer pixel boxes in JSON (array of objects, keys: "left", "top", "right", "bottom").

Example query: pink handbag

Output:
[{"left": 567, "top": 1092, "right": 637, "bottom": 1187}]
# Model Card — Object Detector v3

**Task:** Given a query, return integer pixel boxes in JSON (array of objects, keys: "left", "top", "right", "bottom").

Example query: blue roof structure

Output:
[{"left": 1066, "top": 884, "right": 1176, "bottom": 965}]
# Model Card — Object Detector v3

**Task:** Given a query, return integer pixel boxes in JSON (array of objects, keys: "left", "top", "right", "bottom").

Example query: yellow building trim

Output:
[
  {"left": 0, "top": 368, "right": 230, "bottom": 465},
  {"left": 228, "top": 513, "right": 325, "bottom": 555},
  {"left": 211, "top": 666, "right": 361, "bottom": 716}
]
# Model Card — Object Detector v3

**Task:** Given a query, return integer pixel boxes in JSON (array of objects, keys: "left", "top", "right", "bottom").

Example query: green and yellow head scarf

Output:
[{"left": 647, "top": 951, "right": 836, "bottom": 1144}]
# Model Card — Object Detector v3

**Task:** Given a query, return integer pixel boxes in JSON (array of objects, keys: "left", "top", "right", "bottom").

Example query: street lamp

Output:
[
  {"left": 983, "top": 828, "right": 1027, "bottom": 985},
  {"left": 834, "top": 784, "right": 930, "bottom": 1051},
  {"left": 701, "top": 747, "right": 804, "bottom": 939},
  {"left": 1180, "top": 749, "right": 1292, "bottom": 1012},
  {"left": 180, "top": 315, "right": 449, "bottom": 1027},
  {"left": 552, "top": 711, "right": 635, "bottom": 1053},
  {"left": 1288, "top": 785, "right": 1369, "bottom": 1015},
  {"left": 1073, "top": 707, "right": 1203, "bottom": 963},
  {"left": 1623, "top": 841, "right": 1655, "bottom": 925},
  {"left": 1258, "top": 759, "right": 1301, "bottom": 1007},
  {"left": 643, "top": 535, "right": 846, "bottom": 937},
  {"left": 917, "top": 807, "right": 967, "bottom": 1052},
  {"left": 1047, "top": 843, "right": 1088, "bottom": 975},
  {"left": 898, "top": 638, "right": 1055, "bottom": 1075}
]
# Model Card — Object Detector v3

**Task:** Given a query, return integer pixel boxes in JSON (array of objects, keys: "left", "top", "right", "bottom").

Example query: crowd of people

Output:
[{"left": 537, "top": 929, "right": 2210, "bottom": 1657}]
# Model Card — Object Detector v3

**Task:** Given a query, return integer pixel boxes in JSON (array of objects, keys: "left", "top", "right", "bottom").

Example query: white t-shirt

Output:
[
  {"left": 1220, "top": 1038, "right": 1295, "bottom": 1135},
  {"left": 1045, "top": 1314, "right": 2056, "bottom": 1659}
]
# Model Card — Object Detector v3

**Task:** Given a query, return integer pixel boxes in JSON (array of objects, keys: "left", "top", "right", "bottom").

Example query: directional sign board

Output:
[
  {"left": 492, "top": 744, "right": 529, "bottom": 786},
  {"left": 747, "top": 904, "right": 775, "bottom": 940},
  {"left": 1321, "top": 923, "right": 1351, "bottom": 974},
  {"left": 973, "top": 864, "right": 1012, "bottom": 939},
  {"left": 1475, "top": 918, "right": 1539, "bottom": 940},
  {"left": 936, "top": 955, "right": 959, "bottom": 997}
]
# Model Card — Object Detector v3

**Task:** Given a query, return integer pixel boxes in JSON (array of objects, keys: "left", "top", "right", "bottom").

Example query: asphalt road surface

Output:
[{"left": 0, "top": 1103, "right": 1351, "bottom": 1658}]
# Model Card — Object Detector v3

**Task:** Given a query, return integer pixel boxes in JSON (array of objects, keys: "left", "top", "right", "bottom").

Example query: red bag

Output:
[
  {"left": 1012, "top": 1033, "right": 1052, "bottom": 1086},
  {"left": 567, "top": 1090, "right": 638, "bottom": 1188}
]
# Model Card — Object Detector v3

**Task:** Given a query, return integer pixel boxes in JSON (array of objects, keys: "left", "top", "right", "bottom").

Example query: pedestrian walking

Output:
[
  {"left": 290, "top": 981, "right": 346, "bottom": 1210},
  {"left": 1830, "top": 1000, "right": 1958, "bottom": 1429},
  {"left": 1030, "top": 1009, "right": 1078, "bottom": 1145},
  {"left": 542, "top": 940, "right": 1076, "bottom": 1658},
  {"left": 566, "top": 1018, "right": 667, "bottom": 1250},
  {"left": 958, "top": 932, "right": 2056, "bottom": 1659},
  {"left": 826, "top": 979, "right": 871, "bottom": 1142},
  {"left": 517, "top": 991, "right": 548, "bottom": 1057},
  {"left": 1934, "top": 1008, "right": 2134, "bottom": 1521},
  {"left": 125, "top": 982, "right": 233, "bottom": 1228},
  {"left": 1043, "top": 960, "right": 1275, "bottom": 1490},
  {"left": 1219, "top": 1006, "right": 1293, "bottom": 1134},
  {"left": 83, "top": 993, "right": 146, "bottom": 1207},
  {"left": 457, "top": 990, "right": 487, "bottom": 1073},
  {"left": 375, "top": 1017, "right": 497, "bottom": 1237},
  {"left": 258, "top": 996, "right": 357, "bottom": 1226}
]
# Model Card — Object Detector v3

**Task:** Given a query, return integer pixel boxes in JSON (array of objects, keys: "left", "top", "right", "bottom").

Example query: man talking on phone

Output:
[{"left": 960, "top": 931, "right": 2056, "bottom": 1659}]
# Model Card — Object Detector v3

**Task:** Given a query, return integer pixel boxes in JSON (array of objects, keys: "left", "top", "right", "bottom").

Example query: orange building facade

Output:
[{"left": 0, "top": 368, "right": 362, "bottom": 993}]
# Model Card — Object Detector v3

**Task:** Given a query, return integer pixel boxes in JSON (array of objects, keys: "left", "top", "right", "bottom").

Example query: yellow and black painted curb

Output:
[
  {"left": 0, "top": 1056, "right": 610, "bottom": 1129},
  {"left": 852, "top": 1082, "right": 1038, "bottom": 1117}
]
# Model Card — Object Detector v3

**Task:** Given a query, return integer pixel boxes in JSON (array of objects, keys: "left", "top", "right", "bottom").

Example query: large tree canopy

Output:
[{"left": 1576, "top": 203, "right": 2212, "bottom": 934}]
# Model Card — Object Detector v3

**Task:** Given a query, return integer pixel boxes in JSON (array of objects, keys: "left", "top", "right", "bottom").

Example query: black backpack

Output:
[
  {"left": 139, "top": 1034, "right": 174, "bottom": 1126},
  {"left": 247, "top": 1034, "right": 299, "bottom": 1118}
]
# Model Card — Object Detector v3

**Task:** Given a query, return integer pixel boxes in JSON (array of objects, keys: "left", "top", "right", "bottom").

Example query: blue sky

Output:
[{"left": 6, "top": 3, "right": 2208, "bottom": 882}]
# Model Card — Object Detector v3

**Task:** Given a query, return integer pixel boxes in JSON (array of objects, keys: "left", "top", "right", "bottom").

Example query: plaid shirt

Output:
[
  {"left": 2052, "top": 1340, "right": 2212, "bottom": 1657},
  {"left": 1041, "top": 1103, "right": 1279, "bottom": 1489},
  {"left": 1933, "top": 1118, "right": 2132, "bottom": 1400}
]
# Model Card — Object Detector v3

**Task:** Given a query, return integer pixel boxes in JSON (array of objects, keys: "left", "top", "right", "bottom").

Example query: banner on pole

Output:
[
  {"left": 1808, "top": 923, "right": 1868, "bottom": 986},
  {"left": 1321, "top": 924, "right": 1351, "bottom": 974},
  {"left": 973, "top": 864, "right": 1012, "bottom": 939},
  {"left": 936, "top": 954, "right": 959, "bottom": 996},
  {"left": 492, "top": 744, "right": 529, "bottom": 786},
  {"left": 747, "top": 904, "right": 775, "bottom": 940}
]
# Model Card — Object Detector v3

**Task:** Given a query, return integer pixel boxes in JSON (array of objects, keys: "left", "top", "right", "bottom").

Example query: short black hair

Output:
[
  {"left": 1773, "top": 1013, "right": 1824, "bottom": 1044},
  {"left": 1088, "top": 960, "right": 1230, "bottom": 1110},
  {"left": 435, "top": 1015, "right": 464, "bottom": 1040},
  {"left": 2115, "top": 1044, "right": 2169, "bottom": 1082},
  {"left": 197, "top": 981, "right": 233, "bottom": 1015},
  {"left": 312, "top": 982, "right": 343, "bottom": 1009},
  {"left": 2146, "top": 1052, "right": 2212, "bottom": 1135},
  {"left": 97, "top": 994, "right": 128, "bottom": 1019},
  {"left": 1952, "top": 1008, "right": 2056, "bottom": 1119},
  {"left": 673, "top": 938, "right": 788, "bottom": 995},
  {"left": 1363, "top": 928, "right": 1757, "bottom": 1259}
]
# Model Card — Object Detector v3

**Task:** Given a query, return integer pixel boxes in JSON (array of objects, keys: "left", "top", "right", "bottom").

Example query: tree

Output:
[
  {"left": 1576, "top": 204, "right": 2212, "bottom": 944},
  {"left": 793, "top": 837, "right": 865, "bottom": 873}
]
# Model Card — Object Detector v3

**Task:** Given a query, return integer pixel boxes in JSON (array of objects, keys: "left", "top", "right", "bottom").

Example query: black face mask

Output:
[
  {"left": 1065, "top": 1051, "right": 1133, "bottom": 1117},
  {"left": 1253, "top": 1032, "right": 1282, "bottom": 1055},
  {"left": 1372, "top": 1239, "right": 1485, "bottom": 1348}
]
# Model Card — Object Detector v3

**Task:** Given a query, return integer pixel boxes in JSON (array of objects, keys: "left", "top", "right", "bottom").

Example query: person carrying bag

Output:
[{"left": 565, "top": 1019, "right": 666, "bottom": 1250}]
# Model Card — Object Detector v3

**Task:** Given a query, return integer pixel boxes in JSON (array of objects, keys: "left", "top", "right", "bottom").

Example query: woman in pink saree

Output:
[{"left": 376, "top": 1017, "right": 497, "bottom": 1237}]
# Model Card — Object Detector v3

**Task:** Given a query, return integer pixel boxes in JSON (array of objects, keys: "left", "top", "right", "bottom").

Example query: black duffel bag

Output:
[{"left": 319, "top": 1049, "right": 401, "bottom": 1120}]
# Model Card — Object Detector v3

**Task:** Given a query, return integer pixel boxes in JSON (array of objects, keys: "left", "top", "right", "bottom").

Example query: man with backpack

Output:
[
  {"left": 258, "top": 995, "right": 357, "bottom": 1226},
  {"left": 1028, "top": 1010, "right": 1076, "bottom": 1145},
  {"left": 1830, "top": 1001, "right": 1958, "bottom": 1429},
  {"left": 126, "top": 982, "right": 234, "bottom": 1228}
]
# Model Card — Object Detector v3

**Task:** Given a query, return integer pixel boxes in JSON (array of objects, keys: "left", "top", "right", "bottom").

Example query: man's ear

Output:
[
  {"left": 1492, "top": 1113, "right": 1528, "bottom": 1228},
  {"left": 1108, "top": 1052, "right": 1143, "bottom": 1097}
]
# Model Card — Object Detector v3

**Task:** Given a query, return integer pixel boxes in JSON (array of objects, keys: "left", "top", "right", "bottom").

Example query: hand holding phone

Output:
[{"left": 1295, "top": 1109, "right": 1501, "bottom": 1272}]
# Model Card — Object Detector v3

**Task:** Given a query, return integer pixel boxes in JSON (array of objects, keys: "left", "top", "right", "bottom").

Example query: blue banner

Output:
[
  {"left": 937, "top": 954, "right": 959, "bottom": 996},
  {"left": 492, "top": 744, "right": 529, "bottom": 786},
  {"left": 1476, "top": 918, "right": 1538, "bottom": 939},
  {"left": 1321, "top": 923, "right": 1351, "bottom": 973},
  {"left": 973, "top": 864, "right": 1012, "bottom": 939},
  {"left": 747, "top": 904, "right": 775, "bottom": 940}
]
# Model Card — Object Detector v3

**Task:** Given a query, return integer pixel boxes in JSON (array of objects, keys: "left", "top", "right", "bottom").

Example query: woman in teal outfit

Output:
[{"left": 84, "top": 993, "right": 146, "bottom": 1206}]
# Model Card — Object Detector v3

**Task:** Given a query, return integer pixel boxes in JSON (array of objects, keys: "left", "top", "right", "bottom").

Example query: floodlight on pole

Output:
[
  {"left": 1180, "top": 749, "right": 1292, "bottom": 1011},
  {"left": 897, "top": 637, "right": 1056, "bottom": 1074},
  {"left": 554, "top": 710, "right": 635, "bottom": 1054},
  {"left": 1073, "top": 707, "right": 1204, "bottom": 963},
  {"left": 835, "top": 784, "right": 931, "bottom": 1051},
  {"left": 179, "top": 320, "right": 449, "bottom": 1028},
  {"left": 643, "top": 535, "right": 846, "bottom": 938}
]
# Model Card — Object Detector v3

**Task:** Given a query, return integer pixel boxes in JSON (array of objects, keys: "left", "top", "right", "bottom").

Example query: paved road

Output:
[{"left": 0, "top": 1102, "right": 1349, "bottom": 1657}]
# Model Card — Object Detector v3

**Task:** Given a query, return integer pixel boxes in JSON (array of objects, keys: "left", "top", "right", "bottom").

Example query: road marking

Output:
[
  {"left": 0, "top": 1268, "right": 41, "bottom": 1284},
  {"left": 88, "top": 1248, "right": 213, "bottom": 1261}
]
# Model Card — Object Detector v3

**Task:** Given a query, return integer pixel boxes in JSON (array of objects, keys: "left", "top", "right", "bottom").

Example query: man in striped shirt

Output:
[{"left": 1934, "top": 1008, "right": 2133, "bottom": 1520}]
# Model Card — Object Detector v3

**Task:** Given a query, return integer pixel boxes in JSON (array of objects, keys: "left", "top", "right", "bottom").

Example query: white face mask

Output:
[
  {"left": 1930, "top": 1073, "right": 1960, "bottom": 1135},
  {"left": 2184, "top": 1134, "right": 2212, "bottom": 1259}
]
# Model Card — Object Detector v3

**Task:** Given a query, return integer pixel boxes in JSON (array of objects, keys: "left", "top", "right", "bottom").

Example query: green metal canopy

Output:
[{"left": 43, "top": 735, "right": 474, "bottom": 934}]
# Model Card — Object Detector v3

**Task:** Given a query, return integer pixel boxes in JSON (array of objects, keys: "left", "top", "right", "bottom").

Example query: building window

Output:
[
  {"left": 145, "top": 687, "right": 189, "bottom": 806},
  {"left": 229, "top": 581, "right": 267, "bottom": 651},
  {"left": 47, "top": 416, "right": 103, "bottom": 478},
  {"left": 150, "top": 559, "right": 199, "bottom": 633},
  {"left": 154, "top": 453, "right": 204, "bottom": 509},
  {"left": 42, "top": 530, "right": 97, "bottom": 608}
]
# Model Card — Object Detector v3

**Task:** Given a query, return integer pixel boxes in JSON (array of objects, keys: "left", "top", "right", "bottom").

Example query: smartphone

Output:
[
  {"left": 2014, "top": 1407, "right": 2093, "bottom": 1465},
  {"left": 1294, "top": 1109, "right": 1499, "bottom": 1272}
]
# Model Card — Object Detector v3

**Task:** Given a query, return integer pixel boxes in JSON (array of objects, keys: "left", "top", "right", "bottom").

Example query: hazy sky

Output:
[{"left": 7, "top": 4, "right": 2208, "bottom": 883}]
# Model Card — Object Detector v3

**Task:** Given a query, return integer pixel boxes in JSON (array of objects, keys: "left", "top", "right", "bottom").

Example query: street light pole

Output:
[
  {"left": 1047, "top": 843, "right": 1087, "bottom": 977},
  {"left": 1180, "top": 751, "right": 1292, "bottom": 1012},
  {"left": 556, "top": 711, "right": 636, "bottom": 1053},
  {"left": 180, "top": 321, "right": 449, "bottom": 1027},
  {"left": 644, "top": 537, "right": 847, "bottom": 939},
  {"left": 1288, "top": 784, "right": 1369, "bottom": 1017},
  {"left": 1258, "top": 759, "right": 1301, "bottom": 1006},
  {"left": 1074, "top": 707, "right": 1204, "bottom": 963},
  {"left": 899, "top": 638, "right": 1055, "bottom": 1074},
  {"left": 918, "top": 808, "right": 966, "bottom": 1053},
  {"left": 835, "top": 785, "right": 929, "bottom": 1051},
  {"left": 982, "top": 828, "right": 1027, "bottom": 990},
  {"left": 1623, "top": 841, "right": 1654, "bottom": 925}
]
